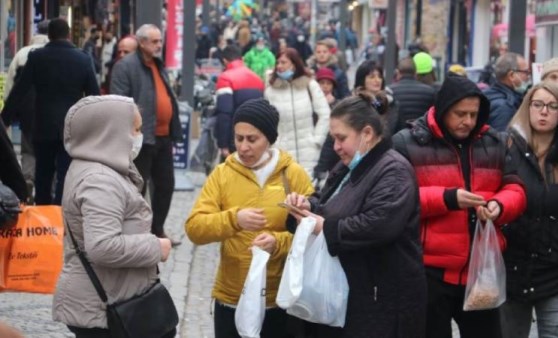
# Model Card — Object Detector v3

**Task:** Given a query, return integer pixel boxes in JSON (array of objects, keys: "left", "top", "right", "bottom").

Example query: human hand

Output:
[
  {"left": 477, "top": 200, "right": 501, "bottom": 221},
  {"left": 457, "top": 189, "right": 486, "bottom": 209},
  {"left": 252, "top": 232, "right": 277, "bottom": 254},
  {"left": 159, "top": 238, "right": 172, "bottom": 262},
  {"left": 285, "top": 193, "right": 311, "bottom": 211},
  {"left": 304, "top": 210, "right": 324, "bottom": 234},
  {"left": 292, "top": 209, "right": 324, "bottom": 234},
  {"left": 0, "top": 321, "right": 24, "bottom": 338},
  {"left": 326, "top": 93, "right": 335, "bottom": 104},
  {"left": 220, "top": 148, "right": 230, "bottom": 157},
  {"left": 237, "top": 208, "right": 267, "bottom": 231}
]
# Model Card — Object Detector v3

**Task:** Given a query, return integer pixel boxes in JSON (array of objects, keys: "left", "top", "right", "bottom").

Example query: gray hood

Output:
[{"left": 64, "top": 95, "right": 137, "bottom": 175}]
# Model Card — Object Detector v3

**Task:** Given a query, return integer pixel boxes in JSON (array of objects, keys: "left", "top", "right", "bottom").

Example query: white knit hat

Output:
[{"left": 542, "top": 57, "right": 558, "bottom": 80}]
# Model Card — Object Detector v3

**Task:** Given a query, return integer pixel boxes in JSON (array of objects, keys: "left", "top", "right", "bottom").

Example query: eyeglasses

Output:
[
  {"left": 514, "top": 69, "right": 530, "bottom": 75},
  {"left": 529, "top": 100, "right": 558, "bottom": 113}
]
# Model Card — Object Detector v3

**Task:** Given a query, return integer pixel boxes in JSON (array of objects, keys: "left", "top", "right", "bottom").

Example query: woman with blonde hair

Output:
[{"left": 500, "top": 82, "right": 558, "bottom": 338}]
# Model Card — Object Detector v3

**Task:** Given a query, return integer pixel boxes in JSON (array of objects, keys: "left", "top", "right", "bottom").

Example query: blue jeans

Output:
[{"left": 500, "top": 294, "right": 558, "bottom": 338}]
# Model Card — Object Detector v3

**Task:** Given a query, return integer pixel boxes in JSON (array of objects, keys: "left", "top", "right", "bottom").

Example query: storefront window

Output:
[{"left": 2, "top": 0, "right": 16, "bottom": 72}]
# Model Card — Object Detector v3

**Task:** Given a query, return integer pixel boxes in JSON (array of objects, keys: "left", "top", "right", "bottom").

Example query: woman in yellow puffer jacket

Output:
[{"left": 185, "top": 98, "right": 314, "bottom": 338}]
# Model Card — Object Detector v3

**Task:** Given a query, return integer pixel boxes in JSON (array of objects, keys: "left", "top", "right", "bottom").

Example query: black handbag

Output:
[
  {"left": 0, "top": 182, "right": 21, "bottom": 228},
  {"left": 66, "top": 224, "right": 179, "bottom": 338}
]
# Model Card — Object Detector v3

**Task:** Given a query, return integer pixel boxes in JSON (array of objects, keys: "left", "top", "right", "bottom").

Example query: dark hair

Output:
[
  {"left": 48, "top": 18, "right": 70, "bottom": 41},
  {"left": 331, "top": 90, "right": 389, "bottom": 136},
  {"left": 270, "top": 48, "right": 311, "bottom": 85},
  {"left": 221, "top": 45, "right": 242, "bottom": 62},
  {"left": 397, "top": 57, "right": 416, "bottom": 76},
  {"left": 37, "top": 20, "right": 49, "bottom": 35},
  {"left": 354, "top": 60, "right": 385, "bottom": 91}
]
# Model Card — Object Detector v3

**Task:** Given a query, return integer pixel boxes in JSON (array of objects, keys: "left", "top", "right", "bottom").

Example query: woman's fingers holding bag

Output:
[{"left": 252, "top": 233, "right": 277, "bottom": 254}]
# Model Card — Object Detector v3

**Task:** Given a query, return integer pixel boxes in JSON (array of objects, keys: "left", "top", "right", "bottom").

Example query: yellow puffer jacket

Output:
[{"left": 186, "top": 150, "right": 313, "bottom": 306}]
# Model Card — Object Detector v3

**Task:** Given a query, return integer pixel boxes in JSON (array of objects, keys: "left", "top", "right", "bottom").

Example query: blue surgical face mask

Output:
[
  {"left": 277, "top": 69, "right": 294, "bottom": 80},
  {"left": 348, "top": 136, "right": 367, "bottom": 171}
]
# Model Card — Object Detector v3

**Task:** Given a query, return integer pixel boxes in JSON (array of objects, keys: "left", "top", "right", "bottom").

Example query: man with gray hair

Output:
[
  {"left": 483, "top": 52, "right": 530, "bottom": 131},
  {"left": 110, "top": 24, "right": 182, "bottom": 246}
]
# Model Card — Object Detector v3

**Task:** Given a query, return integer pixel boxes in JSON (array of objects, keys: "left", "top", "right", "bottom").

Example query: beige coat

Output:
[{"left": 52, "top": 96, "right": 162, "bottom": 329}]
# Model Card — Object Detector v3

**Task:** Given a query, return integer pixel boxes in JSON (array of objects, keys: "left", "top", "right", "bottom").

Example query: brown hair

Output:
[
  {"left": 269, "top": 48, "right": 312, "bottom": 85},
  {"left": 331, "top": 90, "right": 389, "bottom": 137}
]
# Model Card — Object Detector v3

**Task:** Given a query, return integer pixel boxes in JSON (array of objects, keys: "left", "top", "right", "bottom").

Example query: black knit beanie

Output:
[{"left": 233, "top": 98, "right": 280, "bottom": 144}]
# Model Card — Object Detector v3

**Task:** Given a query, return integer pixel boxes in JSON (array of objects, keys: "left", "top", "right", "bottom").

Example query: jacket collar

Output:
[
  {"left": 225, "top": 59, "right": 245, "bottom": 71},
  {"left": 136, "top": 50, "right": 164, "bottom": 69},
  {"left": 398, "top": 75, "right": 416, "bottom": 82},
  {"left": 225, "top": 149, "right": 293, "bottom": 184},
  {"left": 424, "top": 106, "right": 490, "bottom": 141},
  {"left": 46, "top": 39, "right": 75, "bottom": 48},
  {"left": 349, "top": 137, "right": 392, "bottom": 184},
  {"left": 270, "top": 75, "right": 311, "bottom": 89},
  {"left": 319, "top": 137, "right": 392, "bottom": 202}
]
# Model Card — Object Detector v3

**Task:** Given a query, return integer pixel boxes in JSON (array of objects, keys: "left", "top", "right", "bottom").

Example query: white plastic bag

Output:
[
  {"left": 235, "top": 246, "right": 271, "bottom": 338},
  {"left": 287, "top": 232, "right": 349, "bottom": 327},
  {"left": 463, "top": 220, "right": 506, "bottom": 311},
  {"left": 276, "top": 218, "right": 316, "bottom": 308}
]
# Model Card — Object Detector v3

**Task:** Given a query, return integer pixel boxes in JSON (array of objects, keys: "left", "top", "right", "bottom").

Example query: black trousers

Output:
[
  {"left": 133, "top": 136, "right": 175, "bottom": 237},
  {"left": 33, "top": 139, "right": 71, "bottom": 205},
  {"left": 426, "top": 273, "right": 502, "bottom": 338},
  {"left": 67, "top": 325, "right": 176, "bottom": 338},
  {"left": 214, "top": 301, "right": 293, "bottom": 338}
]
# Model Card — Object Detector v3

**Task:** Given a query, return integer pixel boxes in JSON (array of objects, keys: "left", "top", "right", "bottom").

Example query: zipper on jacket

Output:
[
  {"left": 290, "top": 84, "right": 300, "bottom": 162},
  {"left": 373, "top": 286, "right": 378, "bottom": 301},
  {"left": 443, "top": 139, "right": 471, "bottom": 286}
]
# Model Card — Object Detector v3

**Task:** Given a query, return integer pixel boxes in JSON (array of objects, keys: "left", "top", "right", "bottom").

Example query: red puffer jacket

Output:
[{"left": 394, "top": 107, "right": 526, "bottom": 285}]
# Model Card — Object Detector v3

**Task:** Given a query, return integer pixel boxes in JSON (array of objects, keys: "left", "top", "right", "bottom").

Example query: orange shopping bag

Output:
[{"left": 0, "top": 205, "right": 64, "bottom": 294}]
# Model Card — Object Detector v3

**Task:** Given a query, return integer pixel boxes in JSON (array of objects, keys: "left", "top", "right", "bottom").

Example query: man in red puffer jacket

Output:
[{"left": 393, "top": 76, "right": 526, "bottom": 338}]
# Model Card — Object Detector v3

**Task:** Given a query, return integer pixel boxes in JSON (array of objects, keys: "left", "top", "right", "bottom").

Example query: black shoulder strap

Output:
[
  {"left": 65, "top": 221, "right": 108, "bottom": 303},
  {"left": 281, "top": 167, "right": 291, "bottom": 195}
]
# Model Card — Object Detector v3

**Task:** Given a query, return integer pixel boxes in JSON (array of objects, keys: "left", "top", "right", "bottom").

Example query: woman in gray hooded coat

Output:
[{"left": 52, "top": 95, "right": 174, "bottom": 337}]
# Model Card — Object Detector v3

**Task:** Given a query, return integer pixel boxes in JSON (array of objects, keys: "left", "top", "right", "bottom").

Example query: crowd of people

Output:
[{"left": 0, "top": 9, "right": 558, "bottom": 338}]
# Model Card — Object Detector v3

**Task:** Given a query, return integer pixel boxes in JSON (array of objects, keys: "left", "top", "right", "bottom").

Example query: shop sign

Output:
[
  {"left": 369, "top": 0, "right": 388, "bottom": 9},
  {"left": 536, "top": 0, "right": 558, "bottom": 26},
  {"left": 166, "top": 0, "right": 183, "bottom": 70}
]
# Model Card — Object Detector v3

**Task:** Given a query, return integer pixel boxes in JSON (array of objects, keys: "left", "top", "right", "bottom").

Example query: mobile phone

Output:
[{"left": 277, "top": 202, "right": 305, "bottom": 215}]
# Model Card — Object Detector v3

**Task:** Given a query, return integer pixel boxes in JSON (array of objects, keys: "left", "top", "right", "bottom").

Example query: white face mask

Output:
[{"left": 131, "top": 134, "right": 143, "bottom": 159}]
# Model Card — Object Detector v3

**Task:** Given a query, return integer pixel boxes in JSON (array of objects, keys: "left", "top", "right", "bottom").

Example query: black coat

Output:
[
  {"left": 389, "top": 75, "right": 436, "bottom": 133},
  {"left": 3, "top": 40, "right": 100, "bottom": 142},
  {"left": 503, "top": 128, "right": 558, "bottom": 302},
  {"left": 301, "top": 139, "right": 426, "bottom": 338},
  {"left": 0, "top": 119, "right": 27, "bottom": 202}
]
